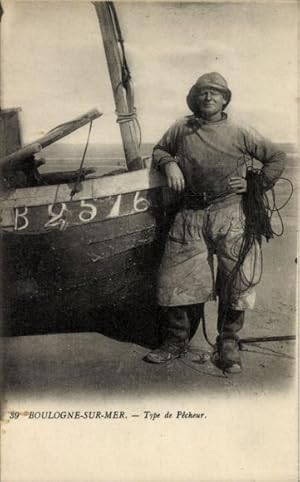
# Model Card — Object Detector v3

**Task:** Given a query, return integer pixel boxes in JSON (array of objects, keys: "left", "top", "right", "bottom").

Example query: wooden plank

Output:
[
  {"left": 4, "top": 268, "right": 158, "bottom": 322},
  {"left": 4, "top": 188, "right": 164, "bottom": 233},
  {"left": 3, "top": 242, "right": 160, "bottom": 297},
  {"left": 1, "top": 143, "right": 42, "bottom": 169},
  {"left": 39, "top": 168, "right": 96, "bottom": 185},
  {"left": 84, "top": 211, "right": 161, "bottom": 244},
  {"left": 4, "top": 224, "right": 157, "bottom": 272},
  {"left": 3, "top": 225, "right": 159, "bottom": 274},
  {"left": 54, "top": 227, "right": 156, "bottom": 262},
  {"left": 0, "top": 109, "right": 22, "bottom": 158},
  {"left": 0, "top": 168, "right": 166, "bottom": 209},
  {"left": 0, "top": 109, "right": 102, "bottom": 165},
  {"left": 2, "top": 210, "right": 159, "bottom": 248},
  {"left": 86, "top": 271, "right": 157, "bottom": 304}
]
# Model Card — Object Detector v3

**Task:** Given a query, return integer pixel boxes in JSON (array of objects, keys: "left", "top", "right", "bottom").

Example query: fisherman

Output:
[{"left": 145, "top": 72, "right": 286, "bottom": 372}]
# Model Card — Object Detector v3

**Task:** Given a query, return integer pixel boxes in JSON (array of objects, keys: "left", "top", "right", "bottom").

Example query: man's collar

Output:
[{"left": 187, "top": 112, "right": 228, "bottom": 127}]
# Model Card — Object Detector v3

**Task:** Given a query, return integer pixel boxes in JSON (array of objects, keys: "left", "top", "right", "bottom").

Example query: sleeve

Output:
[
  {"left": 242, "top": 126, "right": 286, "bottom": 189},
  {"left": 152, "top": 120, "right": 182, "bottom": 171}
]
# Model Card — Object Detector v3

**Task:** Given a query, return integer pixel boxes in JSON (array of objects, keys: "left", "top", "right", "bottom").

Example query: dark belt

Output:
[{"left": 183, "top": 191, "right": 240, "bottom": 210}]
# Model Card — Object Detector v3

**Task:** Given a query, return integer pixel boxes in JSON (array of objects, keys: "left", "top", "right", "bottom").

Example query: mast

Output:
[{"left": 93, "top": 2, "right": 143, "bottom": 171}]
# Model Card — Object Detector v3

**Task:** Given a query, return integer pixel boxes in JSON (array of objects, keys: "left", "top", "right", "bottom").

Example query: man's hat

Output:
[{"left": 186, "top": 72, "right": 232, "bottom": 113}]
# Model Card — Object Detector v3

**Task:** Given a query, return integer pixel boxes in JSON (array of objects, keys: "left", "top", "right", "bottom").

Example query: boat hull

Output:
[{"left": 1, "top": 168, "right": 176, "bottom": 328}]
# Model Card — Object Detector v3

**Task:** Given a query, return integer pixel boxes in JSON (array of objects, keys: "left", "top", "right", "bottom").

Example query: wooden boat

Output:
[{"left": 0, "top": 2, "right": 175, "bottom": 326}]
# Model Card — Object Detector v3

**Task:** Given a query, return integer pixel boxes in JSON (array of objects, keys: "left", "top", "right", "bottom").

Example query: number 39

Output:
[{"left": 9, "top": 411, "right": 20, "bottom": 419}]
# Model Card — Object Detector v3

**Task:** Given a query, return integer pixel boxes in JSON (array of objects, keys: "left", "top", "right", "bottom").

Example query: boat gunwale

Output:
[{"left": 0, "top": 167, "right": 167, "bottom": 209}]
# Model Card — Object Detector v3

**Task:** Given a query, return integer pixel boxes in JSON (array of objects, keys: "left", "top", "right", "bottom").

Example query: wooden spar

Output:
[
  {"left": 239, "top": 335, "right": 296, "bottom": 345},
  {"left": 1, "top": 143, "right": 42, "bottom": 167},
  {"left": 93, "top": 2, "right": 143, "bottom": 171},
  {"left": 0, "top": 109, "right": 102, "bottom": 167}
]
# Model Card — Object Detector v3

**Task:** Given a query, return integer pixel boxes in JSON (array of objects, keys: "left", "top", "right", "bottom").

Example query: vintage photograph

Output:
[{"left": 0, "top": 1, "right": 298, "bottom": 480}]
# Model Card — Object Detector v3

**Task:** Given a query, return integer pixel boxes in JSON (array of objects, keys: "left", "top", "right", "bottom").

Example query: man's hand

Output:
[
  {"left": 164, "top": 162, "right": 185, "bottom": 193},
  {"left": 229, "top": 176, "right": 247, "bottom": 193}
]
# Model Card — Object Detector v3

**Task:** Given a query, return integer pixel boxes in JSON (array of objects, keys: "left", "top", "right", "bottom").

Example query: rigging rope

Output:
[
  {"left": 107, "top": 2, "right": 142, "bottom": 148},
  {"left": 116, "top": 109, "right": 142, "bottom": 147},
  {"left": 70, "top": 120, "right": 93, "bottom": 199},
  {"left": 108, "top": 2, "right": 131, "bottom": 86}
]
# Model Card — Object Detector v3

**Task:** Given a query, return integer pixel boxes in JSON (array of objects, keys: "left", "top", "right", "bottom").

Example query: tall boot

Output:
[
  {"left": 214, "top": 306, "right": 245, "bottom": 373},
  {"left": 187, "top": 303, "right": 204, "bottom": 341},
  {"left": 217, "top": 305, "right": 245, "bottom": 341},
  {"left": 144, "top": 306, "right": 191, "bottom": 364}
]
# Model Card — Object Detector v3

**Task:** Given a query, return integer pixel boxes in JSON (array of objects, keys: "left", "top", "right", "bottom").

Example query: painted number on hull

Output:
[
  {"left": 133, "top": 192, "right": 149, "bottom": 212},
  {"left": 44, "top": 203, "right": 67, "bottom": 228},
  {"left": 13, "top": 191, "right": 153, "bottom": 231},
  {"left": 78, "top": 200, "right": 97, "bottom": 223}
]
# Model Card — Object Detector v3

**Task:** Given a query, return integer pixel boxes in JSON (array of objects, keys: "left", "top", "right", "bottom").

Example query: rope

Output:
[
  {"left": 47, "top": 118, "right": 88, "bottom": 135},
  {"left": 116, "top": 109, "right": 142, "bottom": 147},
  {"left": 107, "top": 2, "right": 142, "bottom": 149},
  {"left": 108, "top": 2, "right": 131, "bottom": 87},
  {"left": 70, "top": 120, "right": 93, "bottom": 199},
  {"left": 215, "top": 168, "right": 293, "bottom": 350},
  {"left": 186, "top": 157, "right": 295, "bottom": 367}
]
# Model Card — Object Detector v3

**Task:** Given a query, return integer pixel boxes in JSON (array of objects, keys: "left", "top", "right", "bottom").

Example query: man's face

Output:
[{"left": 195, "top": 88, "right": 227, "bottom": 120}]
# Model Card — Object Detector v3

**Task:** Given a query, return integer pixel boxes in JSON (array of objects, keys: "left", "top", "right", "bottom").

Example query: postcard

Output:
[{"left": 1, "top": 1, "right": 298, "bottom": 480}]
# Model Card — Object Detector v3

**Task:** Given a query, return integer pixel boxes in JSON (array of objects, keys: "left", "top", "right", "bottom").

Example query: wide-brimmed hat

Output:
[{"left": 186, "top": 72, "right": 232, "bottom": 113}]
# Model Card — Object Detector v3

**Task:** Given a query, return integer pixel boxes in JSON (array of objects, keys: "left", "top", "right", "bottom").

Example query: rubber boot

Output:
[
  {"left": 144, "top": 306, "right": 191, "bottom": 363},
  {"left": 217, "top": 306, "right": 245, "bottom": 341},
  {"left": 213, "top": 307, "right": 245, "bottom": 373}
]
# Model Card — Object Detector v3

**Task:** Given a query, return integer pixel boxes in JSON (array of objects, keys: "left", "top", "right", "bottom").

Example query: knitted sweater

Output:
[{"left": 152, "top": 114, "right": 286, "bottom": 197}]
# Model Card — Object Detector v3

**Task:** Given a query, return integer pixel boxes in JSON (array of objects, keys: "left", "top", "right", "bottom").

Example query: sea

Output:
[{"left": 38, "top": 142, "right": 155, "bottom": 176}]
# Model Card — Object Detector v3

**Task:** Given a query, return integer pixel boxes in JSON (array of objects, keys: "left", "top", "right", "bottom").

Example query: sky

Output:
[{"left": 1, "top": 0, "right": 298, "bottom": 145}]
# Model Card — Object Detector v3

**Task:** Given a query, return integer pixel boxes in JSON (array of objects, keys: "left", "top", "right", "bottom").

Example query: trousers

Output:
[{"left": 157, "top": 196, "right": 261, "bottom": 310}]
